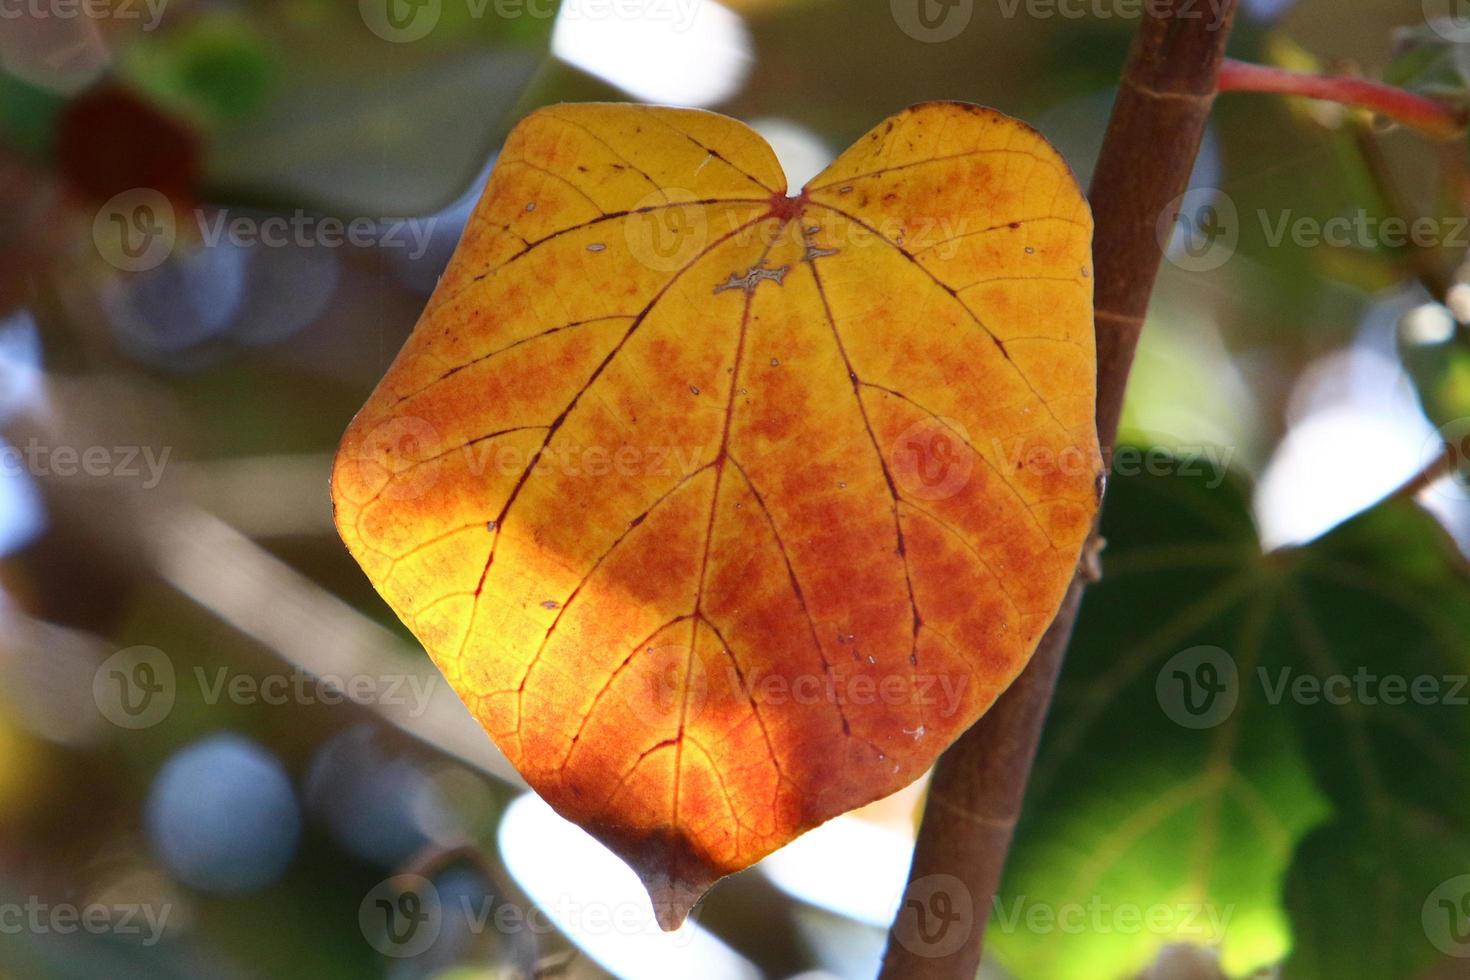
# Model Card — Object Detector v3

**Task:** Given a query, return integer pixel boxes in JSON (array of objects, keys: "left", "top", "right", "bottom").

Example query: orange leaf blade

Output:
[{"left": 333, "top": 101, "right": 1100, "bottom": 929}]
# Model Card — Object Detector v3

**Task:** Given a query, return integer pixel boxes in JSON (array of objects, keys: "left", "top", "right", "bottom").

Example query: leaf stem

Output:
[
  {"left": 1218, "top": 58, "right": 1467, "bottom": 139},
  {"left": 1348, "top": 113, "right": 1460, "bottom": 300},
  {"left": 1388, "top": 442, "right": 1455, "bottom": 504}
]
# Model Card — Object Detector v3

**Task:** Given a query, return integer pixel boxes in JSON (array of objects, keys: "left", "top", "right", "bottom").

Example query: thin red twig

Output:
[{"left": 1218, "top": 57, "right": 1467, "bottom": 139}]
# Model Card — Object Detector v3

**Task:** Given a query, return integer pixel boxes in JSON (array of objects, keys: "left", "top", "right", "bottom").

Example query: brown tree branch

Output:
[{"left": 876, "top": 5, "right": 1240, "bottom": 978}]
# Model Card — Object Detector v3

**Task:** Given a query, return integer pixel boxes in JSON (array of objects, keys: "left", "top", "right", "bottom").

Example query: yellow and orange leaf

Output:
[{"left": 332, "top": 100, "right": 1101, "bottom": 928}]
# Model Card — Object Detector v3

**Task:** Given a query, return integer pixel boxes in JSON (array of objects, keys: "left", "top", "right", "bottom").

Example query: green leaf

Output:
[
  {"left": 1387, "top": 24, "right": 1470, "bottom": 105},
  {"left": 120, "top": 14, "right": 279, "bottom": 125},
  {"left": 0, "top": 72, "right": 63, "bottom": 158},
  {"left": 993, "top": 453, "right": 1470, "bottom": 979},
  {"left": 1277, "top": 502, "right": 1470, "bottom": 978},
  {"left": 1399, "top": 306, "right": 1470, "bottom": 428},
  {"left": 1284, "top": 808, "right": 1470, "bottom": 979},
  {"left": 1398, "top": 308, "right": 1470, "bottom": 491},
  {"left": 117, "top": 4, "right": 559, "bottom": 215}
]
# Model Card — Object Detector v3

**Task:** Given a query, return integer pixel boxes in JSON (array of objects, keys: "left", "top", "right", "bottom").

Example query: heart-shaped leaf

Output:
[{"left": 332, "top": 100, "right": 1100, "bottom": 927}]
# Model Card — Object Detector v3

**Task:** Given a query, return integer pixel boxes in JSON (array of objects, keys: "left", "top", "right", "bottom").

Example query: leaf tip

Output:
[
  {"left": 599, "top": 826, "right": 721, "bottom": 932},
  {"left": 645, "top": 874, "right": 707, "bottom": 932}
]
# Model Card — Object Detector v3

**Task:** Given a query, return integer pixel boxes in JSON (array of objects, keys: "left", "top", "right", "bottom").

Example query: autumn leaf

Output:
[{"left": 332, "top": 100, "right": 1100, "bottom": 928}]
